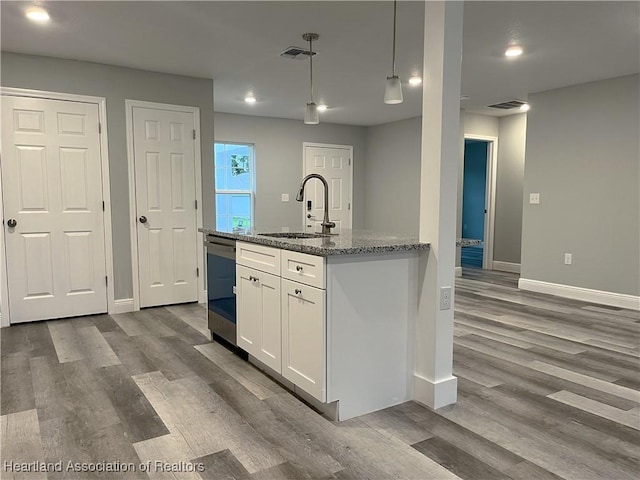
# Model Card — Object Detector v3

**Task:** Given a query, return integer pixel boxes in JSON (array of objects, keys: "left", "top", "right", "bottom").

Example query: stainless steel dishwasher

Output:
[{"left": 205, "top": 235, "right": 237, "bottom": 346}]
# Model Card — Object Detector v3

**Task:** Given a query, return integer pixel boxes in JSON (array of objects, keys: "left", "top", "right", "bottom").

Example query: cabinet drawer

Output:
[
  {"left": 236, "top": 241, "right": 281, "bottom": 276},
  {"left": 281, "top": 250, "right": 325, "bottom": 289}
]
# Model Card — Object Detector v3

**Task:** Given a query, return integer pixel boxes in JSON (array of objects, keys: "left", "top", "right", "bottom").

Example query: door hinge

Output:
[
  {"left": 102, "top": 201, "right": 105, "bottom": 211},
  {"left": 105, "top": 276, "right": 108, "bottom": 286},
  {"left": 348, "top": 203, "right": 351, "bottom": 210},
  {"left": 349, "top": 158, "right": 351, "bottom": 166},
  {"left": 195, "top": 199, "right": 198, "bottom": 210},
  {"left": 193, "top": 129, "right": 196, "bottom": 140},
  {"left": 196, "top": 267, "right": 200, "bottom": 277},
  {"left": 99, "top": 123, "right": 102, "bottom": 134}
]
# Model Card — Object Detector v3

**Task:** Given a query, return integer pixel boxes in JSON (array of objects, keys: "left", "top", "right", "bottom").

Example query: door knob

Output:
[
  {"left": 307, "top": 214, "right": 313, "bottom": 219},
  {"left": 139, "top": 216, "right": 148, "bottom": 224},
  {"left": 7, "top": 219, "right": 17, "bottom": 228}
]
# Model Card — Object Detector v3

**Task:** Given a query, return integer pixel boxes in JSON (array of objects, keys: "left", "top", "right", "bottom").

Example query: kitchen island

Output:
[{"left": 201, "top": 227, "right": 429, "bottom": 420}]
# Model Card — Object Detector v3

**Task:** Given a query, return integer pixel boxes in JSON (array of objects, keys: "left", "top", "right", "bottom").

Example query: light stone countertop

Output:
[
  {"left": 456, "top": 238, "right": 483, "bottom": 247},
  {"left": 200, "top": 227, "right": 430, "bottom": 256}
]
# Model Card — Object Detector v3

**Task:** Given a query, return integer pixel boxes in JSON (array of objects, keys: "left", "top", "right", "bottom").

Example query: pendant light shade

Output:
[
  {"left": 303, "top": 33, "right": 320, "bottom": 125},
  {"left": 384, "top": 76, "right": 403, "bottom": 104},
  {"left": 305, "top": 102, "right": 319, "bottom": 124},
  {"left": 384, "top": 0, "right": 403, "bottom": 105}
]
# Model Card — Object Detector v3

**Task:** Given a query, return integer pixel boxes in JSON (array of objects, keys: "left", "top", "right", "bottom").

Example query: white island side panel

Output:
[{"left": 326, "top": 251, "right": 417, "bottom": 420}]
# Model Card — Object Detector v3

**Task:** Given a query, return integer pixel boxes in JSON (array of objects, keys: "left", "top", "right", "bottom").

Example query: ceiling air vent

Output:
[
  {"left": 487, "top": 100, "right": 526, "bottom": 110},
  {"left": 280, "top": 46, "right": 317, "bottom": 60}
]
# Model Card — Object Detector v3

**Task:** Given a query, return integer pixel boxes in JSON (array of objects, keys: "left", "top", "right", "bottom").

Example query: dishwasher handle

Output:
[{"left": 205, "top": 239, "right": 236, "bottom": 259}]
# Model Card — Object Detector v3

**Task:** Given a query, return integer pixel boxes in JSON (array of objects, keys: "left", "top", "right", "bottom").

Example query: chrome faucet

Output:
[{"left": 296, "top": 174, "right": 336, "bottom": 234}]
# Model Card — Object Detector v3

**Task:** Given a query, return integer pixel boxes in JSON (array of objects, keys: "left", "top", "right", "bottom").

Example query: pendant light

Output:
[
  {"left": 303, "top": 33, "right": 320, "bottom": 124},
  {"left": 384, "top": 0, "right": 403, "bottom": 104}
]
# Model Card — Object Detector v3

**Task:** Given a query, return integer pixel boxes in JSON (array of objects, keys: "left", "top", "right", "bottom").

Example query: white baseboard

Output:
[
  {"left": 413, "top": 374, "right": 458, "bottom": 409},
  {"left": 112, "top": 298, "right": 135, "bottom": 314},
  {"left": 519, "top": 278, "right": 640, "bottom": 311},
  {"left": 492, "top": 261, "right": 521, "bottom": 274},
  {"left": 454, "top": 266, "right": 462, "bottom": 277}
]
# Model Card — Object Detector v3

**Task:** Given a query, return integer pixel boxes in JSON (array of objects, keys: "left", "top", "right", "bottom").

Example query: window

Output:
[{"left": 214, "top": 142, "right": 255, "bottom": 232}]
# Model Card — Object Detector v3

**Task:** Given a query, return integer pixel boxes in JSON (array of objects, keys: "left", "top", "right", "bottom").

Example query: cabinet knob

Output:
[
  {"left": 249, "top": 275, "right": 259, "bottom": 282},
  {"left": 295, "top": 289, "right": 302, "bottom": 295},
  {"left": 296, "top": 265, "right": 303, "bottom": 272}
]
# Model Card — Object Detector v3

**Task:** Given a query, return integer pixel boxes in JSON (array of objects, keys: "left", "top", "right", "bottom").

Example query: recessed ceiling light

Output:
[
  {"left": 25, "top": 6, "right": 50, "bottom": 23},
  {"left": 505, "top": 45, "right": 523, "bottom": 57},
  {"left": 244, "top": 95, "right": 256, "bottom": 104},
  {"left": 408, "top": 76, "right": 422, "bottom": 86},
  {"left": 317, "top": 104, "right": 328, "bottom": 112},
  {"left": 520, "top": 103, "right": 530, "bottom": 112}
]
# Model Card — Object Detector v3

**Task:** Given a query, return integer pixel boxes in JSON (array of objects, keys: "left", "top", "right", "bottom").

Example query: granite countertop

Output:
[
  {"left": 456, "top": 238, "right": 483, "bottom": 247},
  {"left": 200, "top": 227, "right": 430, "bottom": 256}
]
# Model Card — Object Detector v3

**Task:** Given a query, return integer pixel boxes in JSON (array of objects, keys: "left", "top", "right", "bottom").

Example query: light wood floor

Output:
[{"left": 1, "top": 268, "right": 638, "bottom": 479}]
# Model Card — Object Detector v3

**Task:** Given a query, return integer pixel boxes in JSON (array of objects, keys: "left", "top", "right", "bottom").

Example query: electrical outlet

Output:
[
  {"left": 281, "top": 193, "right": 289, "bottom": 202},
  {"left": 440, "top": 287, "right": 452, "bottom": 310},
  {"left": 529, "top": 193, "right": 540, "bottom": 204},
  {"left": 564, "top": 253, "right": 572, "bottom": 265},
  {"left": 281, "top": 226, "right": 290, "bottom": 233}
]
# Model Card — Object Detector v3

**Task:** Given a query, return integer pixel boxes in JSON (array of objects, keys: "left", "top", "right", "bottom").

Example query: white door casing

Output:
[
  {"left": 303, "top": 143, "right": 353, "bottom": 233},
  {"left": 130, "top": 104, "right": 201, "bottom": 308},
  {"left": 1, "top": 95, "right": 108, "bottom": 323}
]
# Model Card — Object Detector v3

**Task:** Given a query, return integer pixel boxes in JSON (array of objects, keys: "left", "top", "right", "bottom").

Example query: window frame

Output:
[{"left": 214, "top": 141, "right": 256, "bottom": 231}]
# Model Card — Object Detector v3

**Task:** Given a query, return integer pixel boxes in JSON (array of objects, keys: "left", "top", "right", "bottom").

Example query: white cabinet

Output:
[
  {"left": 236, "top": 242, "right": 327, "bottom": 402},
  {"left": 281, "top": 278, "right": 326, "bottom": 402},
  {"left": 233, "top": 239, "right": 417, "bottom": 420},
  {"left": 236, "top": 264, "right": 282, "bottom": 373}
]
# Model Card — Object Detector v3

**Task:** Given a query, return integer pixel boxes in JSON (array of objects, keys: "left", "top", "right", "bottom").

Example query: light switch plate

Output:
[
  {"left": 529, "top": 193, "right": 540, "bottom": 204},
  {"left": 564, "top": 253, "right": 572, "bottom": 265},
  {"left": 281, "top": 193, "right": 289, "bottom": 202}
]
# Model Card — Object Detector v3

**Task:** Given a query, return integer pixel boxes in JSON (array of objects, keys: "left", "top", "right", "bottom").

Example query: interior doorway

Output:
[
  {"left": 302, "top": 143, "right": 353, "bottom": 233},
  {"left": 461, "top": 135, "right": 497, "bottom": 269},
  {"left": 0, "top": 88, "right": 115, "bottom": 325},
  {"left": 125, "top": 100, "right": 205, "bottom": 311}
]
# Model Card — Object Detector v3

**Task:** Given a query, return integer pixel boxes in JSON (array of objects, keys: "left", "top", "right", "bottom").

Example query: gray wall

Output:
[
  {"left": 361, "top": 111, "right": 520, "bottom": 255},
  {"left": 464, "top": 112, "right": 499, "bottom": 138},
  {"left": 1, "top": 52, "right": 215, "bottom": 300},
  {"left": 521, "top": 74, "right": 640, "bottom": 296},
  {"left": 213, "top": 113, "right": 367, "bottom": 230},
  {"left": 494, "top": 113, "right": 526, "bottom": 264},
  {"left": 364, "top": 117, "right": 422, "bottom": 234}
]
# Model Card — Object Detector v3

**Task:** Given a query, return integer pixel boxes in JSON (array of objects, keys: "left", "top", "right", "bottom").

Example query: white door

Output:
[
  {"left": 132, "top": 106, "right": 198, "bottom": 307},
  {"left": 1, "top": 96, "right": 107, "bottom": 323},
  {"left": 303, "top": 145, "right": 352, "bottom": 233}
]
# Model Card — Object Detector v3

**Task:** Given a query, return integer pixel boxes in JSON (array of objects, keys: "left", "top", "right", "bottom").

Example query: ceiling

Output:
[{"left": 1, "top": 1, "right": 638, "bottom": 126}]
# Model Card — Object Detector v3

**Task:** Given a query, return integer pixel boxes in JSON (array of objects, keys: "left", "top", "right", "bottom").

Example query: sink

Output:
[{"left": 258, "top": 232, "right": 330, "bottom": 239}]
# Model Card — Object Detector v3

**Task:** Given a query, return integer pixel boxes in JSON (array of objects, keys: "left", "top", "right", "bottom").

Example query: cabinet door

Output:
[
  {"left": 281, "top": 278, "right": 326, "bottom": 401},
  {"left": 236, "top": 265, "right": 261, "bottom": 356},
  {"left": 236, "top": 265, "right": 282, "bottom": 373}
]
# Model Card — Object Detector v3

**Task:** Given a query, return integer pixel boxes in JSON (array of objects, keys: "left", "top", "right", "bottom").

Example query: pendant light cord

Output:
[
  {"left": 391, "top": 0, "right": 397, "bottom": 76},
  {"left": 309, "top": 36, "right": 314, "bottom": 103}
]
